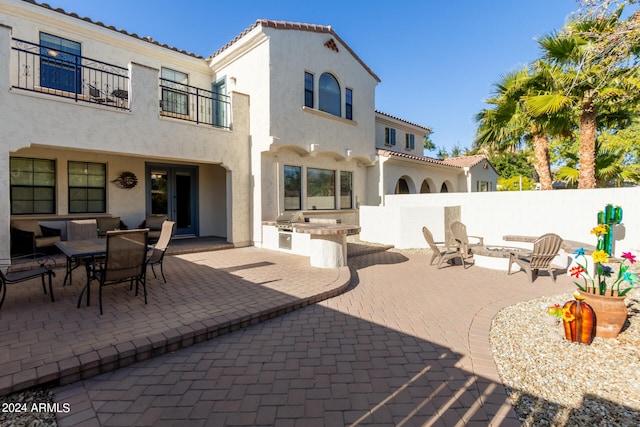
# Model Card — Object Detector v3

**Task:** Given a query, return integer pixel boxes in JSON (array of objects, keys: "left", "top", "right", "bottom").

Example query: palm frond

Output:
[{"left": 523, "top": 94, "right": 573, "bottom": 116}]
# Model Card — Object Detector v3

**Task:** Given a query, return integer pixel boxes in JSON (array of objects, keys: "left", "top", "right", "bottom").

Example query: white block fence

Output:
[{"left": 359, "top": 187, "right": 640, "bottom": 256}]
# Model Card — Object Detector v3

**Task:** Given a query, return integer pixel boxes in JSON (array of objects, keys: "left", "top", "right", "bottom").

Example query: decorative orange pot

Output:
[
  {"left": 578, "top": 290, "right": 628, "bottom": 338},
  {"left": 562, "top": 299, "right": 596, "bottom": 344}
]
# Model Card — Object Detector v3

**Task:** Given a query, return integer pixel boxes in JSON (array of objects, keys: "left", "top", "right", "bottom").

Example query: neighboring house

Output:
[
  {"left": 0, "top": 0, "right": 496, "bottom": 264},
  {"left": 441, "top": 154, "right": 498, "bottom": 193},
  {"left": 372, "top": 112, "right": 497, "bottom": 205}
]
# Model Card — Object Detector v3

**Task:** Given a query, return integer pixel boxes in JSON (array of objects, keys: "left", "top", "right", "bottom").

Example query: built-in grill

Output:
[
  {"left": 275, "top": 211, "right": 305, "bottom": 250},
  {"left": 275, "top": 211, "right": 305, "bottom": 232}
]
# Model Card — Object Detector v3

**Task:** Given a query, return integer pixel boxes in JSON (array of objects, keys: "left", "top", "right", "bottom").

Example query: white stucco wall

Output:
[
  {"left": 374, "top": 115, "right": 426, "bottom": 157},
  {"left": 210, "top": 23, "right": 379, "bottom": 244},
  {"left": 0, "top": 7, "right": 253, "bottom": 263},
  {"left": 360, "top": 187, "right": 640, "bottom": 254},
  {"left": 265, "top": 28, "right": 377, "bottom": 159}
]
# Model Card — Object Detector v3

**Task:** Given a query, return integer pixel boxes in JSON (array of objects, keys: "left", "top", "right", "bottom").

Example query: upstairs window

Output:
[
  {"left": 385, "top": 128, "right": 396, "bottom": 146},
  {"left": 318, "top": 73, "right": 341, "bottom": 117},
  {"left": 345, "top": 88, "right": 353, "bottom": 120},
  {"left": 304, "top": 72, "right": 314, "bottom": 108},
  {"left": 68, "top": 161, "right": 106, "bottom": 213},
  {"left": 212, "top": 78, "right": 227, "bottom": 128},
  {"left": 161, "top": 67, "right": 189, "bottom": 115},
  {"left": 10, "top": 157, "right": 56, "bottom": 215},
  {"left": 39, "top": 33, "right": 81, "bottom": 94},
  {"left": 405, "top": 134, "right": 415, "bottom": 150}
]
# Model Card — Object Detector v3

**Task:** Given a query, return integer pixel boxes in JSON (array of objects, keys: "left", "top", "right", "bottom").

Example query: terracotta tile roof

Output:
[
  {"left": 375, "top": 110, "right": 431, "bottom": 132},
  {"left": 210, "top": 19, "right": 381, "bottom": 82},
  {"left": 441, "top": 154, "right": 488, "bottom": 168},
  {"left": 22, "top": 0, "right": 205, "bottom": 59},
  {"left": 377, "top": 149, "right": 460, "bottom": 169}
]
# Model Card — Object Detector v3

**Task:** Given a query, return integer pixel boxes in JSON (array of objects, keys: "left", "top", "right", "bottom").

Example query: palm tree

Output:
[
  {"left": 524, "top": 9, "right": 639, "bottom": 189},
  {"left": 556, "top": 140, "right": 640, "bottom": 187},
  {"left": 475, "top": 67, "right": 569, "bottom": 190}
]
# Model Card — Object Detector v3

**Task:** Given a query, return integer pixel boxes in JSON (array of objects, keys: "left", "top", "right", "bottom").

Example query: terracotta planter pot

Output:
[{"left": 578, "top": 289, "right": 628, "bottom": 338}]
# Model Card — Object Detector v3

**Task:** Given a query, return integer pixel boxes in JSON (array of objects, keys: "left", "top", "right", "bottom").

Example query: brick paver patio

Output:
[{"left": 2, "top": 245, "right": 575, "bottom": 426}]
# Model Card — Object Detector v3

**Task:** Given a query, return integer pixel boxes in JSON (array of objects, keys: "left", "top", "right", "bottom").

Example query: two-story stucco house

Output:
[{"left": 0, "top": 0, "right": 496, "bottom": 266}]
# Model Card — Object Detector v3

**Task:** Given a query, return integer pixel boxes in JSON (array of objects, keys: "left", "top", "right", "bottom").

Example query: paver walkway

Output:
[{"left": 46, "top": 248, "right": 575, "bottom": 426}]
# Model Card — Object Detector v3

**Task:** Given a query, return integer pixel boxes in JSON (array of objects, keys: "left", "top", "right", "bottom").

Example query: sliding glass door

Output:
[{"left": 147, "top": 164, "right": 197, "bottom": 236}]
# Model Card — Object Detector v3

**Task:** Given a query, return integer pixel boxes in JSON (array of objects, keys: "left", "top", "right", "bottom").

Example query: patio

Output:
[
  {"left": 1, "top": 239, "right": 589, "bottom": 425},
  {"left": 0, "top": 241, "right": 351, "bottom": 396}
]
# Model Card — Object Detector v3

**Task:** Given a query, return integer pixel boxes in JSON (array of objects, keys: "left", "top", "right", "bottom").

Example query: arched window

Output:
[
  {"left": 440, "top": 182, "right": 449, "bottom": 193},
  {"left": 319, "top": 73, "right": 341, "bottom": 117},
  {"left": 420, "top": 180, "right": 431, "bottom": 193},
  {"left": 395, "top": 178, "right": 410, "bottom": 194}
]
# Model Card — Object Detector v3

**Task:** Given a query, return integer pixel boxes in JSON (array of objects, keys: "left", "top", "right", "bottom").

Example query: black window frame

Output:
[
  {"left": 284, "top": 165, "right": 302, "bottom": 211},
  {"left": 385, "top": 127, "right": 396, "bottom": 146},
  {"left": 68, "top": 161, "right": 106, "bottom": 214},
  {"left": 345, "top": 88, "right": 353, "bottom": 120},
  {"left": 304, "top": 72, "right": 314, "bottom": 108},
  {"left": 307, "top": 167, "right": 336, "bottom": 210},
  {"left": 405, "top": 133, "right": 415, "bottom": 150},
  {"left": 340, "top": 171, "right": 353, "bottom": 209},
  {"left": 10, "top": 157, "right": 56, "bottom": 215}
]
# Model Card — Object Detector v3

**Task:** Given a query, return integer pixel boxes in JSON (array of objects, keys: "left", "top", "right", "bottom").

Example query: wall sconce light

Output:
[
  {"left": 309, "top": 144, "right": 320, "bottom": 152},
  {"left": 346, "top": 149, "right": 353, "bottom": 158}
]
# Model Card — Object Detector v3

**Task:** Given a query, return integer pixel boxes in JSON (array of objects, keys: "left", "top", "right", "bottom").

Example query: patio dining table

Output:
[{"left": 55, "top": 238, "right": 106, "bottom": 307}]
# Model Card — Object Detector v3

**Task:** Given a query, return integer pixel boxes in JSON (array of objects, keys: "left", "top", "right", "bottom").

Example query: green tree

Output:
[
  {"left": 450, "top": 144, "right": 464, "bottom": 157},
  {"left": 524, "top": 8, "right": 639, "bottom": 188},
  {"left": 553, "top": 118, "right": 640, "bottom": 186},
  {"left": 555, "top": 140, "right": 640, "bottom": 186},
  {"left": 436, "top": 146, "right": 449, "bottom": 159},
  {"left": 423, "top": 132, "right": 436, "bottom": 151},
  {"left": 484, "top": 149, "right": 537, "bottom": 179},
  {"left": 497, "top": 175, "right": 538, "bottom": 191},
  {"left": 475, "top": 67, "right": 570, "bottom": 190}
]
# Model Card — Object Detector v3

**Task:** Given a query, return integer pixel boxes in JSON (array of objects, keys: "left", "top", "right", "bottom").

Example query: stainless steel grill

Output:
[{"left": 275, "top": 211, "right": 305, "bottom": 232}]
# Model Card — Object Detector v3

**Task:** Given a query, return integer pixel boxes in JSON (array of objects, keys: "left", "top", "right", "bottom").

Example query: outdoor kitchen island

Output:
[{"left": 262, "top": 216, "right": 360, "bottom": 268}]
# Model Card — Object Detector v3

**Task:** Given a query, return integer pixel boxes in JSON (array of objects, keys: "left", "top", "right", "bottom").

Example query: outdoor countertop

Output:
[
  {"left": 292, "top": 222, "right": 360, "bottom": 236},
  {"left": 263, "top": 221, "right": 360, "bottom": 236}
]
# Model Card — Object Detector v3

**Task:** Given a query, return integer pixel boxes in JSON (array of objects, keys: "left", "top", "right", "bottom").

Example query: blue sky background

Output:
[{"left": 42, "top": 0, "right": 580, "bottom": 153}]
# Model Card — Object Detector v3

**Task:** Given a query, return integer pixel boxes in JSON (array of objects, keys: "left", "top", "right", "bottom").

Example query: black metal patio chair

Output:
[{"left": 0, "top": 254, "right": 56, "bottom": 311}]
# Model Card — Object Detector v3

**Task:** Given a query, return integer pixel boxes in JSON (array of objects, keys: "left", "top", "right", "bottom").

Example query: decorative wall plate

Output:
[{"left": 113, "top": 171, "right": 138, "bottom": 189}]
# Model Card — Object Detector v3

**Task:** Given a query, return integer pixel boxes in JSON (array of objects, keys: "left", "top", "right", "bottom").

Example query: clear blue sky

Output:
[{"left": 42, "top": 0, "right": 579, "bottom": 153}]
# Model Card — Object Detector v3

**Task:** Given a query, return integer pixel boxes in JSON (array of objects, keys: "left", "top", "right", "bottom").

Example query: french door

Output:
[{"left": 146, "top": 164, "right": 197, "bottom": 236}]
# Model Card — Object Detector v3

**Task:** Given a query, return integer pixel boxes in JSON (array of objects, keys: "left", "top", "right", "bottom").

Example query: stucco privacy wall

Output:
[{"left": 360, "top": 187, "right": 640, "bottom": 254}]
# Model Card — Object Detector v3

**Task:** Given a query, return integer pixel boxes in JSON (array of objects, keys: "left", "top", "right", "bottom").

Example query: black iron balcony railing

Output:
[
  {"left": 11, "top": 38, "right": 129, "bottom": 110},
  {"left": 160, "top": 78, "right": 230, "bottom": 129}
]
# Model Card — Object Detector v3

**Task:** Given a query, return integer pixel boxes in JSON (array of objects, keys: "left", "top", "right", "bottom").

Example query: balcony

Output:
[
  {"left": 11, "top": 38, "right": 130, "bottom": 110},
  {"left": 159, "top": 78, "right": 230, "bottom": 128},
  {"left": 10, "top": 38, "right": 231, "bottom": 129}
]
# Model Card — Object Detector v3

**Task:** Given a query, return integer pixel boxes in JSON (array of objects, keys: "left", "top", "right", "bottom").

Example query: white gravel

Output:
[{"left": 490, "top": 287, "right": 640, "bottom": 426}]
